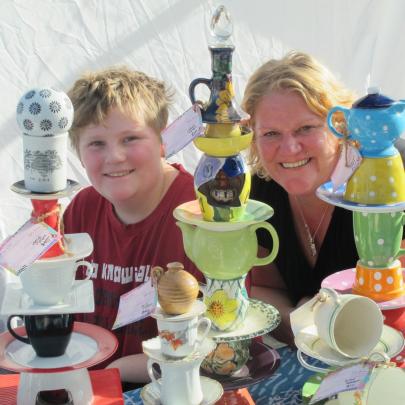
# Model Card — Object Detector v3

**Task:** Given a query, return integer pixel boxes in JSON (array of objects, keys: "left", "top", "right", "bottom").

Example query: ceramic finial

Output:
[
  {"left": 367, "top": 86, "right": 381, "bottom": 95},
  {"left": 16, "top": 88, "right": 73, "bottom": 136}
]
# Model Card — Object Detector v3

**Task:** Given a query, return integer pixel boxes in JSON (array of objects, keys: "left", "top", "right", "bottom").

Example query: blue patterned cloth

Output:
[{"left": 123, "top": 346, "right": 325, "bottom": 404}]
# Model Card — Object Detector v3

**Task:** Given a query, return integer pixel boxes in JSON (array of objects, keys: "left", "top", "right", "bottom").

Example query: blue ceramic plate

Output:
[{"left": 316, "top": 181, "right": 405, "bottom": 213}]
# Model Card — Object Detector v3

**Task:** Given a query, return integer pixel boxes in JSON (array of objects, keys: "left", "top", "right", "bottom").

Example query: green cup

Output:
[{"left": 353, "top": 211, "right": 405, "bottom": 267}]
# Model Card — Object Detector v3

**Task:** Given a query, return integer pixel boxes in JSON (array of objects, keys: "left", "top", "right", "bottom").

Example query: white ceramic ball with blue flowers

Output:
[{"left": 16, "top": 88, "right": 73, "bottom": 136}]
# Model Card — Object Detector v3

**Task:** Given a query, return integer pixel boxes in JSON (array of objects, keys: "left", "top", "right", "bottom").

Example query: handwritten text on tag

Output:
[
  {"left": 0, "top": 219, "right": 60, "bottom": 275},
  {"left": 162, "top": 106, "right": 204, "bottom": 158},
  {"left": 112, "top": 279, "right": 157, "bottom": 330}
]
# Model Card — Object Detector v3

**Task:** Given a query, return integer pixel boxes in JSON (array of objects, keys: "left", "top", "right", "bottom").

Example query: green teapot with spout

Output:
[{"left": 176, "top": 221, "right": 279, "bottom": 280}]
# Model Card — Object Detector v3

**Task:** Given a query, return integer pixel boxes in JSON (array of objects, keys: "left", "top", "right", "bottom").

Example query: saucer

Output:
[
  {"left": 0, "top": 322, "right": 118, "bottom": 373},
  {"left": 202, "top": 340, "right": 280, "bottom": 391},
  {"left": 151, "top": 300, "right": 206, "bottom": 321},
  {"left": 0, "top": 280, "right": 94, "bottom": 315},
  {"left": 142, "top": 336, "right": 216, "bottom": 363},
  {"left": 322, "top": 268, "right": 405, "bottom": 310},
  {"left": 295, "top": 324, "right": 404, "bottom": 367},
  {"left": 207, "top": 299, "right": 281, "bottom": 342},
  {"left": 140, "top": 376, "right": 223, "bottom": 405},
  {"left": 37, "top": 233, "right": 93, "bottom": 263},
  {"left": 173, "top": 199, "right": 274, "bottom": 231},
  {"left": 316, "top": 181, "right": 405, "bottom": 213},
  {"left": 10, "top": 179, "right": 81, "bottom": 200}
]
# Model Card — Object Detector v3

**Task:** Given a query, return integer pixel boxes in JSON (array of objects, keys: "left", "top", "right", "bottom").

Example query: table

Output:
[{"left": 123, "top": 346, "right": 319, "bottom": 405}]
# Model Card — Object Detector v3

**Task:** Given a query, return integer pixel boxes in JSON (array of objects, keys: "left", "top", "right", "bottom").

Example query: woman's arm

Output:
[
  {"left": 250, "top": 247, "right": 297, "bottom": 346},
  {"left": 106, "top": 353, "right": 150, "bottom": 383}
]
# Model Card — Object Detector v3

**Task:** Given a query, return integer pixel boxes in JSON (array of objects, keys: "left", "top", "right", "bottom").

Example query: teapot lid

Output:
[{"left": 352, "top": 86, "right": 395, "bottom": 109}]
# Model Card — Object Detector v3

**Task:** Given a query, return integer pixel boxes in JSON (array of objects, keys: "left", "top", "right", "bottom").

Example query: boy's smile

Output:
[{"left": 78, "top": 107, "right": 165, "bottom": 219}]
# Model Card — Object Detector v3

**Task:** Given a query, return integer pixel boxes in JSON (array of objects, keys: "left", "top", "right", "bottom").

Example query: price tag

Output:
[
  {"left": 310, "top": 362, "right": 374, "bottom": 404},
  {"left": 112, "top": 279, "right": 157, "bottom": 330},
  {"left": 162, "top": 105, "right": 204, "bottom": 158},
  {"left": 0, "top": 219, "right": 61, "bottom": 276},
  {"left": 331, "top": 143, "right": 362, "bottom": 191}
]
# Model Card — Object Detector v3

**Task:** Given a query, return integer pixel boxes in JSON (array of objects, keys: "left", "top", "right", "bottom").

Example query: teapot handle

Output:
[
  {"left": 151, "top": 266, "right": 165, "bottom": 287},
  {"left": 327, "top": 106, "right": 350, "bottom": 139},
  {"left": 250, "top": 222, "right": 279, "bottom": 266},
  {"left": 189, "top": 77, "right": 212, "bottom": 105}
]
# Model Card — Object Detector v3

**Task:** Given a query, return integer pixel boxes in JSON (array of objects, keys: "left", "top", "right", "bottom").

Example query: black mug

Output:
[{"left": 7, "top": 314, "right": 74, "bottom": 357}]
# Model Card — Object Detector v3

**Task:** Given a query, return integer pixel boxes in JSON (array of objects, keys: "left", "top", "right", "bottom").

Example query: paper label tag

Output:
[
  {"left": 331, "top": 143, "right": 362, "bottom": 191},
  {"left": 0, "top": 219, "right": 61, "bottom": 276},
  {"left": 112, "top": 279, "right": 157, "bottom": 330},
  {"left": 310, "top": 363, "right": 373, "bottom": 404},
  {"left": 162, "top": 105, "right": 204, "bottom": 158}
]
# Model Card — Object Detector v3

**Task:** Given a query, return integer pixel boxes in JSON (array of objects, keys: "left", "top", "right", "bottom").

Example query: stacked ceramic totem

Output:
[
  {"left": 315, "top": 87, "right": 405, "bottom": 364},
  {"left": 0, "top": 88, "right": 118, "bottom": 405},
  {"left": 174, "top": 6, "right": 282, "bottom": 391},
  {"left": 140, "top": 262, "right": 224, "bottom": 405}
]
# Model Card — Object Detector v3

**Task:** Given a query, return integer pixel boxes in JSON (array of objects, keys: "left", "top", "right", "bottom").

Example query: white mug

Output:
[
  {"left": 147, "top": 357, "right": 203, "bottom": 405},
  {"left": 20, "top": 259, "right": 93, "bottom": 305},
  {"left": 23, "top": 132, "right": 67, "bottom": 193},
  {"left": 313, "top": 288, "right": 383, "bottom": 358},
  {"left": 157, "top": 315, "right": 211, "bottom": 358}
]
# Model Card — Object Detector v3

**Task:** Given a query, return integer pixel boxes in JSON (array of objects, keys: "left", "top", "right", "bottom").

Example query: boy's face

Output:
[{"left": 78, "top": 106, "right": 163, "bottom": 206}]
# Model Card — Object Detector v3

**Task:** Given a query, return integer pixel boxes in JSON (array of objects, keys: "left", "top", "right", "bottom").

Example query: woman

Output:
[{"left": 242, "top": 51, "right": 359, "bottom": 345}]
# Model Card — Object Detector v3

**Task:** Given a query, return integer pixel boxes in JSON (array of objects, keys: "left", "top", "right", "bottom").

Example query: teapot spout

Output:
[{"left": 176, "top": 221, "right": 195, "bottom": 262}]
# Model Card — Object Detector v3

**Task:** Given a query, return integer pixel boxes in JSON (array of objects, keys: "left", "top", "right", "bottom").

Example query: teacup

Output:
[
  {"left": 147, "top": 356, "right": 203, "bottom": 405},
  {"left": 157, "top": 315, "right": 211, "bottom": 358},
  {"left": 7, "top": 314, "right": 74, "bottom": 357},
  {"left": 313, "top": 288, "right": 383, "bottom": 358},
  {"left": 353, "top": 211, "right": 405, "bottom": 267},
  {"left": 201, "top": 339, "right": 251, "bottom": 376},
  {"left": 19, "top": 259, "right": 93, "bottom": 305}
]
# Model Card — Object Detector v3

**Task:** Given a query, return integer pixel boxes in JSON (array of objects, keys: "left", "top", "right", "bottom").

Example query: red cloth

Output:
[
  {"left": 0, "top": 368, "right": 123, "bottom": 404},
  {"left": 63, "top": 164, "right": 202, "bottom": 367},
  {"left": 216, "top": 388, "right": 255, "bottom": 404}
]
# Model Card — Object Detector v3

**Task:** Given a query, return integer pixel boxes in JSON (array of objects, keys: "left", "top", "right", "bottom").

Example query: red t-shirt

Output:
[{"left": 63, "top": 164, "right": 202, "bottom": 367}]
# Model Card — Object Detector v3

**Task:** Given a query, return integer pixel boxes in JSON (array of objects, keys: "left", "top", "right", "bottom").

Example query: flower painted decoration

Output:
[
  {"left": 204, "top": 289, "right": 238, "bottom": 330},
  {"left": 159, "top": 330, "right": 185, "bottom": 351}
]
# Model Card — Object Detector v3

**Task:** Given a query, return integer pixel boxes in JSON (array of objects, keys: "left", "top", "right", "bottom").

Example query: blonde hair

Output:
[
  {"left": 242, "top": 51, "right": 356, "bottom": 179},
  {"left": 68, "top": 66, "right": 172, "bottom": 153}
]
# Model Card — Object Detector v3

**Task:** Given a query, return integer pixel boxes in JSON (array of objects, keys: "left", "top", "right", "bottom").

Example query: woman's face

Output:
[{"left": 253, "top": 90, "right": 339, "bottom": 196}]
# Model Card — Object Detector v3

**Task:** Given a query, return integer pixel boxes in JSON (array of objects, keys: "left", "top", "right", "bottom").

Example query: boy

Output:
[{"left": 63, "top": 67, "right": 201, "bottom": 384}]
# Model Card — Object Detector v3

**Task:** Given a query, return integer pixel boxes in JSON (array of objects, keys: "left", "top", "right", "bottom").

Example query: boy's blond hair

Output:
[
  {"left": 68, "top": 66, "right": 172, "bottom": 153},
  {"left": 242, "top": 51, "right": 356, "bottom": 179}
]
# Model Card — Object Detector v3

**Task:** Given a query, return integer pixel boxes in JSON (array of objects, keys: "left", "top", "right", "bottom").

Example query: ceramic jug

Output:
[
  {"left": 176, "top": 220, "right": 279, "bottom": 280},
  {"left": 200, "top": 275, "right": 249, "bottom": 331},
  {"left": 194, "top": 154, "right": 251, "bottom": 222},
  {"left": 151, "top": 262, "right": 199, "bottom": 315},
  {"left": 327, "top": 87, "right": 405, "bottom": 157}
]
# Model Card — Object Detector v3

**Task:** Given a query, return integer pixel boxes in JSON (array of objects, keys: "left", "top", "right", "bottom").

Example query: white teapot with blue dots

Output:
[
  {"left": 16, "top": 87, "right": 73, "bottom": 193},
  {"left": 327, "top": 87, "right": 405, "bottom": 158}
]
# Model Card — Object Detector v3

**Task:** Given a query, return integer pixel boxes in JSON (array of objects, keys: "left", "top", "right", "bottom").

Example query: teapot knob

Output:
[
  {"left": 166, "top": 262, "right": 184, "bottom": 271},
  {"left": 151, "top": 266, "right": 165, "bottom": 287},
  {"left": 367, "top": 86, "right": 380, "bottom": 95}
]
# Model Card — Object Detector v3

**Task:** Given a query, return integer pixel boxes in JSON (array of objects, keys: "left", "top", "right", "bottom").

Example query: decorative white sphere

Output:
[{"left": 16, "top": 88, "right": 73, "bottom": 136}]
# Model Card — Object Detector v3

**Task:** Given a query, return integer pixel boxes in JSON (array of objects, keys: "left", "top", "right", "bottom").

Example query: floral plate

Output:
[
  {"left": 316, "top": 181, "right": 405, "bottom": 213},
  {"left": 207, "top": 299, "right": 281, "bottom": 342},
  {"left": 173, "top": 199, "right": 274, "bottom": 231}
]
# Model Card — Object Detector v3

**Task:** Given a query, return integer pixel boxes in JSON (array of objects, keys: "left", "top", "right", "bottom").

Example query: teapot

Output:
[
  {"left": 151, "top": 262, "right": 199, "bottom": 315},
  {"left": 176, "top": 221, "right": 279, "bottom": 280},
  {"left": 327, "top": 87, "right": 405, "bottom": 157}
]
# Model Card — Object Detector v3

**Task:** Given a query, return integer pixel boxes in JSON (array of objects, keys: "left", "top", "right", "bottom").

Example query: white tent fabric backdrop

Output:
[{"left": 0, "top": 0, "right": 405, "bottom": 324}]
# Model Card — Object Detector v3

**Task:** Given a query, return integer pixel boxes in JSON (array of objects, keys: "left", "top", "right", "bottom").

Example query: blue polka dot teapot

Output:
[{"left": 327, "top": 87, "right": 405, "bottom": 158}]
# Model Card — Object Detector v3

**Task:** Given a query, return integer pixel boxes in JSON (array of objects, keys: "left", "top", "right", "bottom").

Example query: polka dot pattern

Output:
[
  {"left": 16, "top": 87, "right": 73, "bottom": 136},
  {"left": 345, "top": 154, "right": 405, "bottom": 204}
]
